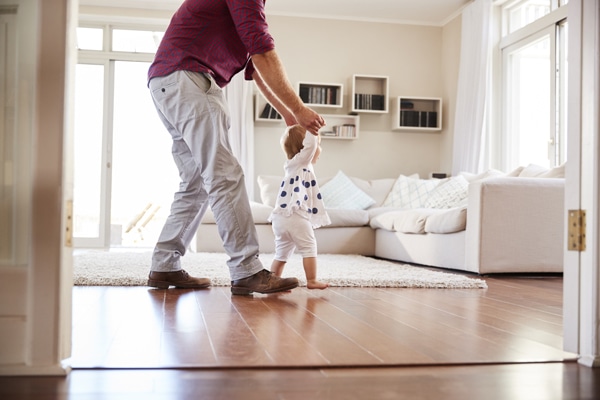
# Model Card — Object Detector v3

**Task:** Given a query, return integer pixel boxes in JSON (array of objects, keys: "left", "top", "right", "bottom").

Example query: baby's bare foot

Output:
[{"left": 307, "top": 280, "right": 328, "bottom": 290}]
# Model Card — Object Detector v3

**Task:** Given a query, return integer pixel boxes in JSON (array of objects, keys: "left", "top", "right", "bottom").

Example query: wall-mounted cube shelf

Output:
[
  {"left": 351, "top": 74, "right": 389, "bottom": 114},
  {"left": 319, "top": 114, "right": 359, "bottom": 140},
  {"left": 298, "top": 82, "right": 343, "bottom": 108},
  {"left": 392, "top": 96, "right": 442, "bottom": 131}
]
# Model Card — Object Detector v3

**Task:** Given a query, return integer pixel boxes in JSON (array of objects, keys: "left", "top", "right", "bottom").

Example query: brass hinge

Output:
[{"left": 568, "top": 209, "right": 586, "bottom": 251}]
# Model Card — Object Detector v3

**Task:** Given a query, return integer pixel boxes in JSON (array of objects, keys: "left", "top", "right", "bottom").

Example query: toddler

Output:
[{"left": 269, "top": 124, "right": 331, "bottom": 289}]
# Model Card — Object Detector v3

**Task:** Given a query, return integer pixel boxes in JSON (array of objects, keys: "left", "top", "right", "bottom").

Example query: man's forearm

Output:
[
  {"left": 252, "top": 50, "right": 304, "bottom": 115},
  {"left": 253, "top": 71, "right": 297, "bottom": 126}
]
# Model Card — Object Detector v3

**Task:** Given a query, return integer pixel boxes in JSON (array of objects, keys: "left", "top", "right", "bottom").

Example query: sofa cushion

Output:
[
  {"left": 320, "top": 171, "right": 376, "bottom": 210},
  {"left": 425, "top": 206, "right": 467, "bottom": 233},
  {"left": 382, "top": 174, "right": 442, "bottom": 209},
  {"left": 423, "top": 175, "right": 469, "bottom": 209},
  {"left": 370, "top": 207, "right": 467, "bottom": 234},
  {"left": 325, "top": 208, "right": 369, "bottom": 227},
  {"left": 370, "top": 209, "right": 438, "bottom": 234}
]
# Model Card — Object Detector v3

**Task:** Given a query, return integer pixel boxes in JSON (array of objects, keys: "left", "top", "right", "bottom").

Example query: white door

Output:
[{"left": 563, "top": 0, "right": 600, "bottom": 366}]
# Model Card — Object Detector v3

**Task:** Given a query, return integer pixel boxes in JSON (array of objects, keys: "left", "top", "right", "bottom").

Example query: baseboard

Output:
[
  {"left": 0, "top": 362, "right": 70, "bottom": 376},
  {"left": 578, "top": 355, "right": 600, "bottom": 368}
]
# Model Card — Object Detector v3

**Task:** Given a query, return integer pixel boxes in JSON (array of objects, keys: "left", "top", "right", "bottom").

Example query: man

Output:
[{"left": 146, "top": 0, "right": 325, "bottom": 295}]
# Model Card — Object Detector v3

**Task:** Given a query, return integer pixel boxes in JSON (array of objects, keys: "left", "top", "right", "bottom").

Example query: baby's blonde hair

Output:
[{"left": 282, "top": 124, "right": 306, "bottom": 159}]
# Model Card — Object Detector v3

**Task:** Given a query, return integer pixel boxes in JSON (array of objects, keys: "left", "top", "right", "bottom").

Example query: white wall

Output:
[{"left": 252, "top": 15, "right": 462, "bottom": 200}]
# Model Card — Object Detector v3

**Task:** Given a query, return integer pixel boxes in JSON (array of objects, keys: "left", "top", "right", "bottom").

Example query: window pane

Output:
[
  {"left": 506, "top": 0, "right": 552, "bottom": 34},
  {"left": 76, "top": 27, "right": 103, "bottom": 51},
  {"left": 73, "top": 64, "right": 104, "bottom": 238},
  {"left": 110, "top": 61, "right": 178, "bottom": 248},
  {"left": 506, "top": 34, "right": 551, "bottom": 168},
  {"left": 556, "top": 21, "right": 568, "bottom": 165},
  {"left": 112, "top": 29, "right": 164, "bottom": 53}
]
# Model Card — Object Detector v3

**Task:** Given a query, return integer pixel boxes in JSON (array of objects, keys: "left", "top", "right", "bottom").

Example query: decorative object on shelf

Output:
[
  {"left": 351, "top": 74, "right": 389, "bottom": 114},
  {"left": 392, "top": 96, "right": 442, "bottom": 131},
  {"left": 297, "top": 82, "right": 343, "bottom": 108}
]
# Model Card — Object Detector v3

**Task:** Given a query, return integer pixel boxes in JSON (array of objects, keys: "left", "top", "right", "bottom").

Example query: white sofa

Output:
[{"left": 197, "top": 164, "right": 565, "bottom": 275}]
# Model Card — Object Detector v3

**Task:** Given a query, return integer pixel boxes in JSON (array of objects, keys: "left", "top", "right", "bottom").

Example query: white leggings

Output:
[{"left": 271, "top": 212, "right": 317, "bottom": 262}]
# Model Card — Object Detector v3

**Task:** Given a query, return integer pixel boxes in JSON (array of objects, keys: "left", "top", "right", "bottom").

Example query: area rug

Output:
[{"left": 73, "top": 252, "right": 487, "bottom": 289}]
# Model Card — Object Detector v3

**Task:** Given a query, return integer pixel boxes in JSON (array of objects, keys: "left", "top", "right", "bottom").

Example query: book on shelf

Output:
[
  {"left": 354, "top": 93, "right": 385, "bottom": 111},
  {"left": 299, "top": 85, "right": 338, "bottom": 105},
  {"left": 331, "top": 124, "right": 356, "bottom": 138},
  {"left": 259, "top": 103, "right": 282, "bottom": 120},
  {"left": 399, "top": 110, "right": 438, "bottom": 128}
]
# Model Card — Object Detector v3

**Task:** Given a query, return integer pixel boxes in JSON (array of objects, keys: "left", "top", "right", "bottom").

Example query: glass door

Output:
[
  {"left": 110, "top": 60, "right": 178, "bottom": 248},
  {"left": 73, "top": 60, "right": 179, "bottom": 249}
]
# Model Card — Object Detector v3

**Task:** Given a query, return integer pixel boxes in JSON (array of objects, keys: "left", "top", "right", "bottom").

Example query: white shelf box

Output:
[
  {"left": 254, "top": 94, "right": 284, "bottom": 122},
  {"left": 351, "top": 74, "right": 389, "bottom": 114},
  {"left": 298, "top": 82, "right": 343, "bottom": 108},
  {"left": 392, "top": 96, "right": 442, "bottom": 131},
  {"left": 319, "top": 114, "right": 359, "bottom": 140}
]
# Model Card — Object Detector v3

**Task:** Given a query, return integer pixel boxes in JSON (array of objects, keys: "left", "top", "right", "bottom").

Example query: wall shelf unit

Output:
[
  {"left": 351, "top": 74, "right": 389, "bottom": 113},
  {"left": 254, "top": 94, "right": 284, "bottom": 122},
  {"left": 298, "top": 82, "right": 343, "bottom": 108},
  {"left": 392, "top": 96, "right": 442, "bottom": 131},
  {"left": 319, "top": 114, "right": 359, "bottom": 140}
]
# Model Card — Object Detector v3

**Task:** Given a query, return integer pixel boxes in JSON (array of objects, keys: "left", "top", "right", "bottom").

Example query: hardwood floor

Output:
[
  {"left": 70, "top": 274, "right": 573, "bottom": 368},
  {"left": 4, "top": 271, "right": 600, "bottom": 399}
]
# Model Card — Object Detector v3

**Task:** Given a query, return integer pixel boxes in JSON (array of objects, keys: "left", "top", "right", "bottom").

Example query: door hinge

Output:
[
  {"left": 65, "top": 200, "right": 73, "bottom": 247},
  {"left": 568, "top": 209, "right": 586, "bottom": 251}
]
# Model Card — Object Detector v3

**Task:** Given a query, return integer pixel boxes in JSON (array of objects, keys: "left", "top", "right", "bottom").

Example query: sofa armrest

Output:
[{"left": 465, "top": 177, "right": 564, "bottom": 274}]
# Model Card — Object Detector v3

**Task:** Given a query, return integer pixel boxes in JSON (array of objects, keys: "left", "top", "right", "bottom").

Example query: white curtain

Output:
[
  {"left": 224, "top": 73, "right": 255, "bottom": 199},
  {"left": 451, "top": 0, "right": 492, "bottom": 175}
]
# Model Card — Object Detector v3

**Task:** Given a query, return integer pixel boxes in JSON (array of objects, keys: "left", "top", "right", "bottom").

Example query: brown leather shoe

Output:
[
  {"left": 147, "top": 270, "right": 211, "bottom": 289},
  {"left": 231, "top": 269, "right": 299, "bottom": 295}
]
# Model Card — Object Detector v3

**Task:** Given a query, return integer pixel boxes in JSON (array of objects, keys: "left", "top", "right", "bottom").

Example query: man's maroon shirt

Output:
[{"left": 148, "top": 0, "right": 275, "bottom": 87}]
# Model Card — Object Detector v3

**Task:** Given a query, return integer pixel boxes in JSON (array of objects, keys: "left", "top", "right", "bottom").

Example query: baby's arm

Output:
[{"left": 287, "top": 133, "right": 318, "bottom": 169}]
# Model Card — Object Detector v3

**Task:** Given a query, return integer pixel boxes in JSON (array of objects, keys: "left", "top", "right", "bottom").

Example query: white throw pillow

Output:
[
  {"left": 349, "top": 177, "right": 397, "bottom": 207},
  {"left": 320, "top": 171, "right": 376, "bottom": 210},
  {"left": 519, "top": 164, "right": 549, "bottom": 177},
  {"left": 538, "top": 162, "right": 566, "bottom": 178},
  {"left": 257, "top": 175, "right": 283, "bottom": 207},
  {"left": 423, "top": 175, "right": 469, "bottom": 209},
  {"left": 382, "top": 174, "right": 442, "bottom": 209},
  {"left": 459, "top": 169, "right": 504, "bottom": 183}
]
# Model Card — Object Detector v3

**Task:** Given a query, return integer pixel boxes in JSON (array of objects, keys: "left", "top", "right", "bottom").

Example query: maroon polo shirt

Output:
[{"left": 148, "top": 0, "right": 275, "bottom": 87}]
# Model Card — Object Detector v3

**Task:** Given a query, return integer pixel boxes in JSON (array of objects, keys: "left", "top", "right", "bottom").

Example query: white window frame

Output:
[{"left": 492, "top": 2, "right": 568, "bottom": 171}]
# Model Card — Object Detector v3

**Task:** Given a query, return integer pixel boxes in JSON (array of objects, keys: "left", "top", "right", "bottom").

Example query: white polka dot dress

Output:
[{"left": 270, "top": 133, "right": 331, "bottom": 229}]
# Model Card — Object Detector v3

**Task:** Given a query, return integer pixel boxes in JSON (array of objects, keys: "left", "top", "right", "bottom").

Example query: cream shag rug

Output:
[{"left": 73, "top": 252, "right": 487, "bottom": 289}]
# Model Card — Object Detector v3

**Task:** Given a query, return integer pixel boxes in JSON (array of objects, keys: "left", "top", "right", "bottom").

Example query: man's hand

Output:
[{"left": 294, "top": 107, "right": 325, "bottom": 135}]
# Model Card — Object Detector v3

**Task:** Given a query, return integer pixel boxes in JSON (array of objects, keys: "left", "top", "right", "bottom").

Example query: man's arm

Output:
[{"left": 252, "top": 50, "right": 324, "bottom": 135}]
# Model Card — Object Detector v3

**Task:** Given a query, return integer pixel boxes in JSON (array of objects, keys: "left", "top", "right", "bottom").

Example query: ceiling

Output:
[{"left": 79, "top": 0, "right": 472, "bottom": 26}]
